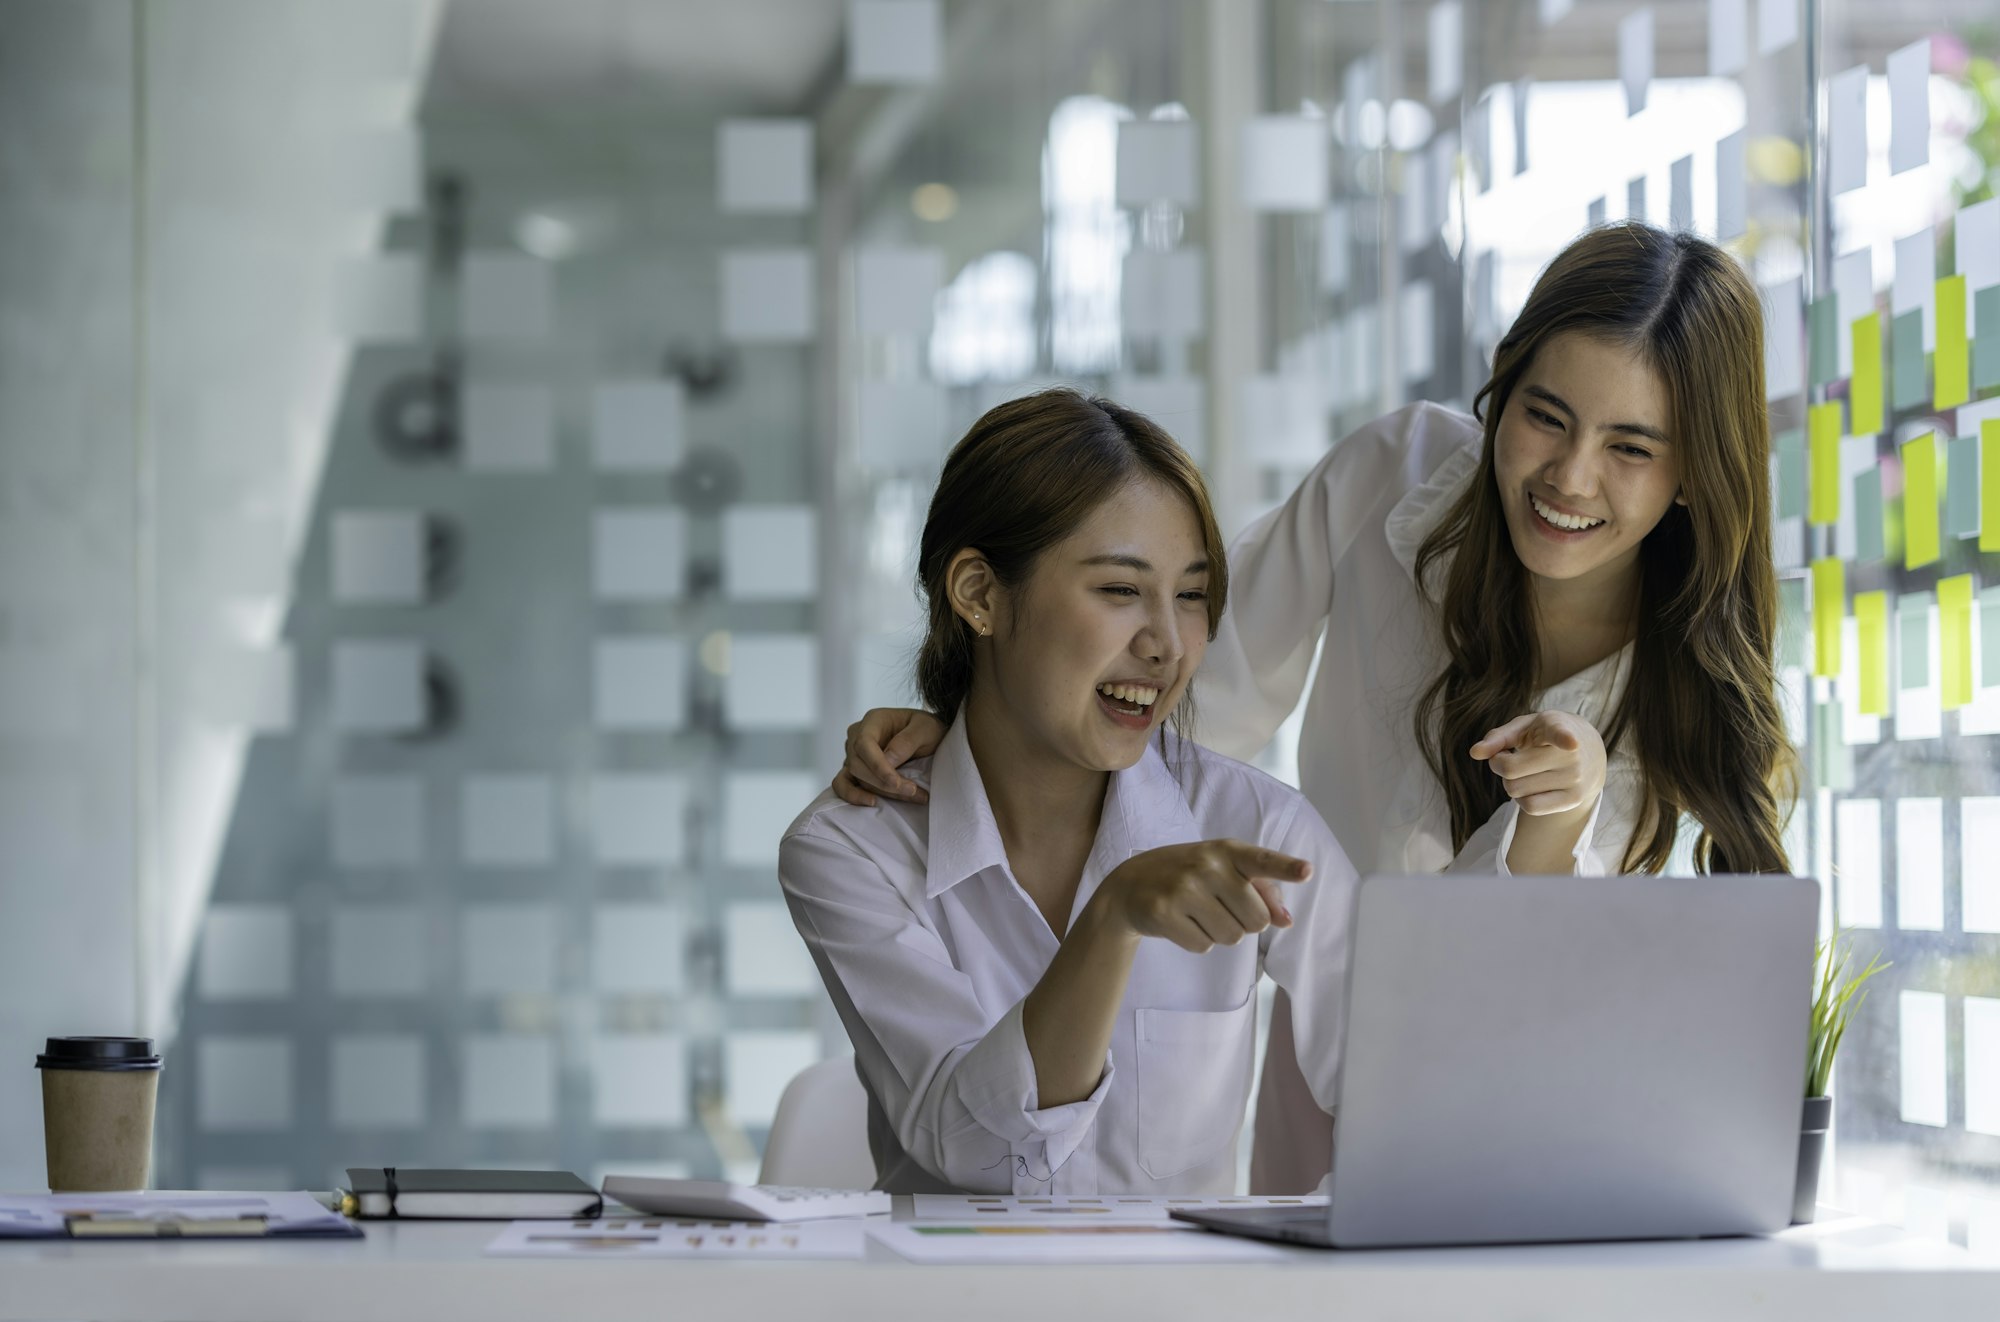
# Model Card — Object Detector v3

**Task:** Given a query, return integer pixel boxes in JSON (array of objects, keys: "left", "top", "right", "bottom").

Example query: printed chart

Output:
[{"left": 487, "top": 1217, "right": 864, "bottom": 1259}]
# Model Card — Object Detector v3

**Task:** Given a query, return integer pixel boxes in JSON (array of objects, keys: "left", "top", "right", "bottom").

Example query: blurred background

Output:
[{"left": 1, "top": 0, "right": 1997, "bottom": 1248}]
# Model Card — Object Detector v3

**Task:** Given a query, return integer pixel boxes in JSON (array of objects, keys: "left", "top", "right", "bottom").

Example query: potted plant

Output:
[{"left": 1794, "top": 933, "right": 1890, "bottom": 1224}]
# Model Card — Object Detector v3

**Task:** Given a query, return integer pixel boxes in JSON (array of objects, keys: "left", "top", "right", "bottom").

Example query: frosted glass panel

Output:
[
  {"left": 724, "top": 635, "right": 818, "bottom": 731},
  {"left": 461, "top": 1035, "right": 556, "bottom": 1130},
  {"left": 591, "top": 1034, "right": 689, "bottom": 1127},
  {"left": 722, "top": 506, "right": 816, "bottom": 601},
  {"left": 592, "top": 509, "right": 687, "bottom": 601},
  {"left": 592, "top": 905, "right": 686, "bottom": 996},
  {"left": 723, "top": 771, "right": 820, "bottom": 868},
  {"left": 718, "top": 119, "right": 813, "bottom": 214},
  {"left": 723, "top": 1031, "right": 819, "bottom": 1127},
  {"left": 330, "top": 1034, "right": 425, "bottom": 1130}
]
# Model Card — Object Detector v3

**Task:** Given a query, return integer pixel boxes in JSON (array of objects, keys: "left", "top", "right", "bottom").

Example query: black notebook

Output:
[{"left": 343, "top": 1168, "right": 602, "bottom": 1220}]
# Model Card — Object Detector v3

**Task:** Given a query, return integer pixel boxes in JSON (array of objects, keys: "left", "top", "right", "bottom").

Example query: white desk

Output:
[{"left": 2, "top": 1203, "right": 1993, "bottom": 1322}]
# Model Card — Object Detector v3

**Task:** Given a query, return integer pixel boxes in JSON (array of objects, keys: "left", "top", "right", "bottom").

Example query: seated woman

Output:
[{"left": 778, "top": 390, "right": 1356, "bottom": 1194}]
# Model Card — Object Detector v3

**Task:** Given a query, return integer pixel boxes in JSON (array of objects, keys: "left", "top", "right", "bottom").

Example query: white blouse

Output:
[{"left": 777, "top": 718, "right": 1359, "bottom": 1194}]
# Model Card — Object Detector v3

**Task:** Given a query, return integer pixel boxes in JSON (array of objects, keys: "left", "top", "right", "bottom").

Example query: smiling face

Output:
[
  {"left": 1492, "top": 330, "right": 1685, "bottom": 597},
  {"left": 956, "top": 477, "right": 1211, "bottom": 774}
]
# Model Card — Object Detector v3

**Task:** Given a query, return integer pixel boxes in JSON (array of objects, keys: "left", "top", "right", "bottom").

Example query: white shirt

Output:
[{"left": 778, "top": 718, "right": 1358, "bottom": 1194}]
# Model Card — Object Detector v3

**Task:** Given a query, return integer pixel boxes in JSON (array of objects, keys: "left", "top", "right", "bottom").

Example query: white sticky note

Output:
[
  {"left": 1401, "top": 280, "right": 1436, "bottom": 384},
  {"left": 1968, "top": 998, "right": 2000, "bottom": 1135},
  {"left": 198, "top": 1037, "right": 293, "bottom": 1132},
  {"left": 196, "top": 646, "right": 294, "bottom": 733},
  {"left": 1586, "top": 197, "right": 1603, "bottom": 232},
  {"left": 718, "top": 119, "right": 813, "bottom": 213},
  {"left": 1716, "top": 128, "right": 1747, "bottom": 242},
  {"left": 1116, "top": 120, "right": 1199, "bottom": 207},
  {"left": 592, "top": 508, "right": 687, "bottom": 601},
  {"left": 461, "top": 774, "right": 555, "bottom": 868},
  {"left": 1709, "top": 0, "right": 1747, "bottom": 76},
  {"left": 331, "top": 1034, "right": 424, "bottom": 1130},
  {"left": 333, "top": 510, "right": 423, "bottom": 604},
  {"left": 1894, "top": 226, "right": 1938, "bottom": 351},
  {"left": 462, "top": 1035, "right": 555, "bottom": 1130},
  {"left": 1241, "top": 116, "right": 1328, "bottom": 212},
  {"left": 1121, "top": 249, "right": 1203, "bottom": 339},
  {"left": 1241, "top": 374, "right": 1326, "bottom": 468},
  {"left": 462, "top": 382, "right": 555, "bottom": 472},
  {"left": 1900, "top": 990, "right": 1948, "bottom": 1127},
  {"left": 1827, "top": 65, "right": 1868, "bottom": 197},
  {"left": 724, "top": 635, "right": 818, "bottom": 731},
  {"left": 1888, "top": 39, "right": 1930, "bottom": 176},
  {"left": 1896, "top": 797, "right": 1945, "bottom": 931},
  {"left": 723, "top": 771, "right": 822, "bottom": 868},
  {"left": 1108, "top": 375, "right": 1206, "bottom": 466},
  {"left": 591, "top": 381, "right": 686, "bottom": 472},
  {"left": 725, "top": 903, "right": 819, "bottom": 996},
  {"left": 1834, "top": 246, "right": 1874, "bottom": 378},
  {"left": 1618, "top": 9, "right": 1653, "bottom": 117},
  {"left": 1320, "top": 204, "right": 1351, "bottom": 294},
  {"left": 460, "top": 252, "right": 550, "bottom": 340},
  {"left": 1427, "top": 2, "right": 1463, "bottom": 103},
  {"left": 592, "top": 1034, "right": 689, "bottom": 1128},
  {"left": 594, "top": 637, "right": 689, "bottom": 732},
  {"left": 855, "top": 631, "right": 921, "bottom": 714},
  {"left": 331, "top": 639, "right": 424, "bottom": 733},
  {"left": 462, "top": 904, "right": 559, "bottom": 997},
  {"left": 1955, "top": 197, "right": 2000, "bottom": 302},
  {"left": 724, "top": 1030, "right": 820, "bottom": 1127},
  {"left": 330, "top": 905, "right": 428, "bottom": 998},
  {"left": 1762, "top": 276, "right": 1805, "bottom": 402},
  {"left": 723, "top": 506, "right": 816, "bottom": 601},
  {"left": 1834, "top": 797, "right": 1882, "bottom": 928},
  {"left": 858, "top": 380, "right": 948, "bottom": 470},
  {"left": 593, "top": 904, "right": 686, "bottom": 996},
  {"left": 1626, "top": 175, "right": 1648, "bottom": 225},
  {"left": 200, "top": 906, "right": 293, "bottom": 1000},
  {"left": 334, "top": 253, "right": 421, "bottom": 341},
  {"left": 1402, "top": 151, "right": 1432, "bottom": 253},
  {"left": 1757, "top": 0, "right": 1797, "bottom": 55},
  {"left": 589, "top": 774, "right": 688, "bottom": 867},
  {"left": 856, "top": 247, "right": 942, "bottom": 335},
  {"left": 1965, "top": 798, "right": 2000, "bottom": 932},
  {"left": 848, "top": 0, "right": 941, "bottom": 85},
  {"left": 1670, "top": 155, "right": 1693, "bottom": 232},
  {"left": 721, "top": 249, "right": 814, "bottom": 343}
]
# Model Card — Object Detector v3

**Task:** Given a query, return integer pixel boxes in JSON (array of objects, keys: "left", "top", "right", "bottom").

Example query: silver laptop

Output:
[{"left": 1176, "top": 873, "right": 1818, "bottom": 1249}]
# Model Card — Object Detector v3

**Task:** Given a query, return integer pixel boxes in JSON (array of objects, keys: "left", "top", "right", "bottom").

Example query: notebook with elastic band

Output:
[{"left": 342, "top": 1168, "right": 602, "bottom": 1220}]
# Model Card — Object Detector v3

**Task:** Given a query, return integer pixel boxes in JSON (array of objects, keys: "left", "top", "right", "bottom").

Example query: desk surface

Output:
[{"left": 2, "top": 1201, "right": 1993, "bottom": 1322}]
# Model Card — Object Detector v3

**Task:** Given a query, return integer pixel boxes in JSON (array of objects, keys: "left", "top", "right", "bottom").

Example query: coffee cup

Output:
[{"left": 37, "top": 1037, "right": 163, "bottom": 1192}]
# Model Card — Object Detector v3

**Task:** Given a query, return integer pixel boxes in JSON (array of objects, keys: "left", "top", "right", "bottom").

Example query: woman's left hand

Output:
[{"left": 1468, "top": 710, "right": 1607, "bottom": 818}]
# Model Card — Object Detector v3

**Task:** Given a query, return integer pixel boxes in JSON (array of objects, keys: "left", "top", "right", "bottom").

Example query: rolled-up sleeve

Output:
[{"left": 778, "top": 829, "right": 1112, "bottom": 1192}]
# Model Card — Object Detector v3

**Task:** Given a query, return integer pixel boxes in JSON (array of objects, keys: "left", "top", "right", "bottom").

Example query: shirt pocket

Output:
[{"left": 1133, "top": 987, "right": 1257, "bottom": 1180}]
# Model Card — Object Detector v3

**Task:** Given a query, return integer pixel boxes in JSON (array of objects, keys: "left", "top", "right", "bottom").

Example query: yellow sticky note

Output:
[
  {"left": 1940, "top": 574, "right": 1974, "bottom": 710},
  {"left": 1984, "top": 419, "right": 2000, "bottom": 554},
  {"left": 1850, "top": 312, "right": 1883, "bottom": 437},
  {"left": 1855, "top": 590, "right": 1889, "bottom": 717},
  {"left": 1936, "top": 275, "right": 1970, "bottom": 410},
  {"left": 1904, "top": 431, "right": 1941, "bottom": 569},
  {"left": 1812, "top": 557, "right": 1844, "bottom": 678},
  {"left": 1808, "top": 401, "right": 1842, "bottom": 525}
]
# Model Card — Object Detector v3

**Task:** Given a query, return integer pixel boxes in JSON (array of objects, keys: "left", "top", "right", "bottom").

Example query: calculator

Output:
[{"left": 601, "top": 1176, "right": 890, "bottom": 1223}]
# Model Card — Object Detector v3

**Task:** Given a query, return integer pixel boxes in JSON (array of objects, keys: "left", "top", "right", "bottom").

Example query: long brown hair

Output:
[
  {"left": 914, "top": 388, "right": 1228, "bottom": 744},
  {"left": 1414, "top": 222, "right": 1793, "bottom": 874}
]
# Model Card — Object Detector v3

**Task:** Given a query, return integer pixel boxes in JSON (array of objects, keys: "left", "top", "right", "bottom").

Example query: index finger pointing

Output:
[{"left": 1224, "top": 843, "right": 1312, "bottom": 883}]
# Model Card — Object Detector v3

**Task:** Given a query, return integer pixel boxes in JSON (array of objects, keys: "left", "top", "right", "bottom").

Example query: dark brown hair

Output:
[
  {"left": 1414, "top": 222, "right": 1794, "bottom": 874},
  {"left": 914, "top": 388, "right": 1227, "bottom": 742}
]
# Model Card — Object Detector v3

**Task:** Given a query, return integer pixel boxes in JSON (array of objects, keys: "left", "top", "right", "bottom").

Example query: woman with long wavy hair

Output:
[{"left": 829, "top": 221, "right": 1796, "bottom": 1192}]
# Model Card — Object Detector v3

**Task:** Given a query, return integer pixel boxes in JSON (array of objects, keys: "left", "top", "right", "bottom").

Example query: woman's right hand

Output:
[
  {"left": 831, "top": 708, "right": 948, "bottom": 806},
  {"left": 1094, "top": 841, "right": 1312, "bottom": 953}
]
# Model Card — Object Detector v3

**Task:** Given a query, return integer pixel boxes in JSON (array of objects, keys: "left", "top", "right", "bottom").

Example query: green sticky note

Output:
[
  {"left": 1985, "top": 419, "right": 2000, "bottom": 554},
  {"left": 1851, "top": 312, "right": 1884, "bottom": 436},
  {"left": 1947, "top": 434, "right": 1981, "bottom": 538},
  {"left": 1941, "top": 573, "right": 1974, "bottom": 710},
  {"left": 1809, "top": 295, "right": 1840, "bottom": 388},
  {"left": 1779, "top": 577, "right": 1807, "bottom": 672},
  {"left": 1982, "top": 586, "right": 2000, "bottom": 688},
  {"left": 1893, "top": 309, "right": 1927, "bottom": 412},
  {"left": 1854, "top": 467, "right": 1885, "bottom": 563},
  {"left": 1809, "top": 402, "right": 1842, "bottom": 525},
  {"left": 1903, "top": 431, "right": 1941, "bottom": 569},
  {"left": 1901, "top": 591, "right": 1931, "bottom": 691},
  {"left": 1975, "top": 286, "right": 2000, "bottom": 392},
  {"left": 1936, "top": 275, "right": 1970, "bottom": 409},
  {"left": 1855, "top": 590, "right": 1890, "bottom": 717},
  {"left": 1812, "top": 557, "right": 1844, "bottom": 678},
  {"left": 1774, "top": 428, "right": 1805, "bottom": 521}
]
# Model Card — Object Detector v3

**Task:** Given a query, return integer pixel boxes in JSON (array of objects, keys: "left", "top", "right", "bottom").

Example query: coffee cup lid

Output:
[{"left": 36, "top": 1037, "right": 162, "bottom": 1072}]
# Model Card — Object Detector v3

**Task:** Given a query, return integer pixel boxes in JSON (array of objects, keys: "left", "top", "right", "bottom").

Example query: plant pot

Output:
[{"left": 1792, "top": 1095, "right": 1832, "bottom": 1225}]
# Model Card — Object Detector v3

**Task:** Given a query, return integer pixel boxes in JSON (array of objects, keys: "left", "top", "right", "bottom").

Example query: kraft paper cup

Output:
[{"left": 37, "top": 1037, "right": 163, "bottom": 1193}]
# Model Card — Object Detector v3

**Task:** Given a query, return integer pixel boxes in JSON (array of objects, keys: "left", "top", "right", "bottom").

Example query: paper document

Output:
[
  {"left": 910, "top": 1193, "right": 1327, "bottom": 1222},
  {"left": 870, "top": 1220, "right": 1293, "bottom": 1264},
  {"left": 0, "top": 1191, "right": 352, "bottom": 1238},
  {"left": 487, "top": 1217, "right": 864, "bottom": 1259}
]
